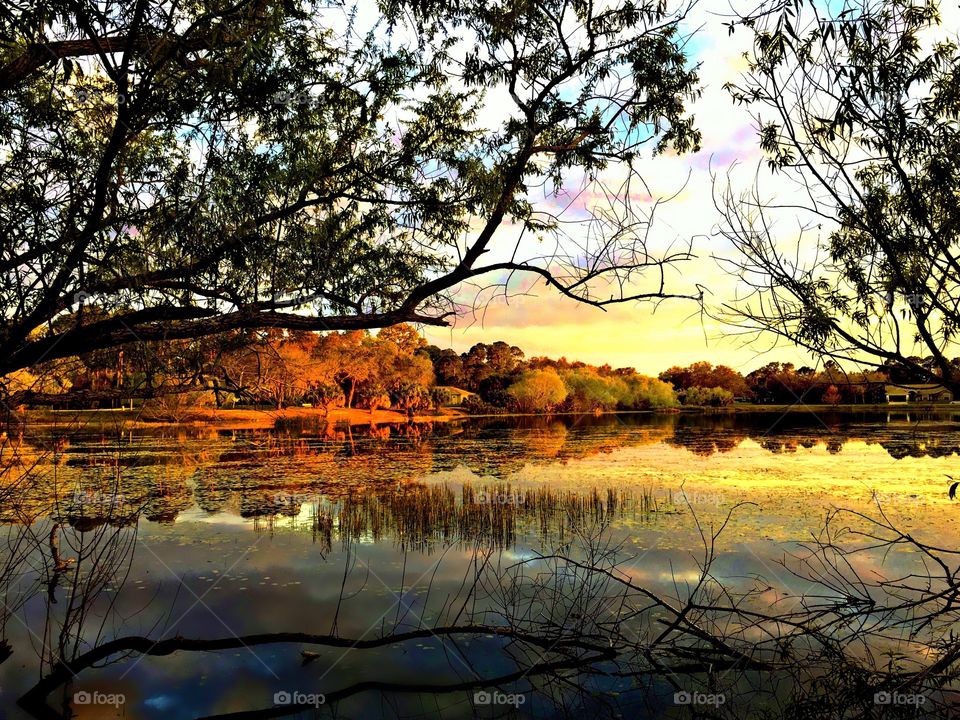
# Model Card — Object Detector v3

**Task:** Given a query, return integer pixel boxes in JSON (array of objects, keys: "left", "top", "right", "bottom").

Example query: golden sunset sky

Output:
[
  {"left": 417, "top": 9, "right": 805, "bottom": 376},
  {"left": 414, "top": 1, "right": 960, "bottom": 377}
]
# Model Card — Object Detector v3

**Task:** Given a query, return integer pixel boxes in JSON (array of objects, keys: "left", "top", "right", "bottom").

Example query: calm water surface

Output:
[{"left": 1, "top": 411, "right": 959, "bottom": 718}]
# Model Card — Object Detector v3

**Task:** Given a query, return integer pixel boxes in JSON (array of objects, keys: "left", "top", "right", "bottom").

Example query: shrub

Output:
[
  {"left": 821, "top": 384, "right": 842, "bottom": 405},
  {"left": 461, "top": 395, "right": 504, "bottom": 415},
  {"left": 143, "top": 390, "right": 216, "bottom": 421},
  {"left": 561, "top": 369, "right": 623, "bottom": 411},
  {"left": 507, "top": 369, "right": 568, "bottom": 412},
  {"left": 308, "top": 382, "right": 346, "bottom": 411},
  {"left": 680, "top": 386, "right": 734, "bottom": 407},
  {"left": 619, "top": 376, "right": 679, "bottom": 409},
  {"left": 356, "top": 382, "right": 391, "bottom": 412}
]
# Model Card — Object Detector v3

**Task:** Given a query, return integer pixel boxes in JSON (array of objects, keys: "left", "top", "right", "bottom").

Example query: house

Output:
[
  {"left": 884, "top": 383, "right": 954, "bottom": 404},
  {"left": 434, "top": 386, "right": 477, "bottom": 406}
]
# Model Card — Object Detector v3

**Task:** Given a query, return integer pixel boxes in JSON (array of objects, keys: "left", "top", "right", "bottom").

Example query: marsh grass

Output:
[{"left": 248, "top": 483, "right": 677, "bottom": 550}]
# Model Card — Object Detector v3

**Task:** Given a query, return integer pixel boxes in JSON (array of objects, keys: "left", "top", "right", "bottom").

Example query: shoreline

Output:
[
  {"left": 11, "top": 401, "right": 959, "bottom": 431},
  {"left": 15, "top": 406, "right": 466, "bottom": 430}
]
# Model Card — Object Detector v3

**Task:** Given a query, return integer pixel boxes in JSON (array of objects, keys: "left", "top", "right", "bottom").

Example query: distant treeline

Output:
[{"left": 2, "top": 325, "right": 956, "bottom": 414}]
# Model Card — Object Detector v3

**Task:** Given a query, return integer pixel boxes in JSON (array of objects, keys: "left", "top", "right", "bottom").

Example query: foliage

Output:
[
  {"left": 391, "top": 382, "right": 433, "bottom": 412},
  {"left": 0, "top": 0, "right": 703, "bottom": 376},
  {"left": 460, "top": 395, "right": 504, "bottom": 415},
  {"left": 355, "top": 382, "right": 391, "bottom": 412},
  {"left": 507, "top": 369, "right": 568, "bottom": 412},
  {"left": 561, "top": 369, "right": 626, "bottom": 411},
  {"left": 1, "top": 368, "right": 73, "bottom": 398},
  {"left": 220, "top": 331, "right": 330, "bottom": 409},
  {"left": 377, "top": 324, "right": 427, "bottom": 356},
  {"left": 680, "top": 386, "right": 734, "bottom": 407},
  {"left": 659, "top": 362, "right": 751, "bottom": 397},
  {"left": 745, "top": 361, "right": 888, "bottom": 404},
  {"left": 822, "top": 385, "right": 842, "bottom": 406},
  {"left": 719, "top": 0, "right": 960, "bottom": 391},
  {"left": 308, "top": 383, "right": 346, "bottom": 411},
  {"left": 618, "top": 375, "right": 679, "bottom": 410},
  {"left": 427, "top": 348, "right": 467, "bottom": 387},
  {"left": 142, "top": 390, "right": 216, "bottom": 422}
]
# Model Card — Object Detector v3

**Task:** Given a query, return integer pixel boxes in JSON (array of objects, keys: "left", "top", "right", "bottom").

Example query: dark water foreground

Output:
[{"left": 2, "top": 411, "right": 960, "bottom": 719}]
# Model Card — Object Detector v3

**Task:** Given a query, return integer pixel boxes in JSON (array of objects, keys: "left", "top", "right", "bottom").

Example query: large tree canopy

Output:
[
  {"left": 0, "top": 0, "right": 702, "bottom": 377},
  {"left": 717, "top": 0, "right": 960, "bottom": 390}
]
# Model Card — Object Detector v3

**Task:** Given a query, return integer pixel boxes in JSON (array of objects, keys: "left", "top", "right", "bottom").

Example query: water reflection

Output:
[
  {"left": 6, "top": 411, "right": 960, "bottom": 528},
  {"left": 1, "top": 492, "right": 957, "bottom": 719},
  {"left": 3, "top": 412, "right": 960, "bottom": 717}
]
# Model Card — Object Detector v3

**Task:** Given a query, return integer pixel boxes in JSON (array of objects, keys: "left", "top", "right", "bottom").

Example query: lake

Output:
[{"left": 1, "top": 411, "right": 959, "bottom": 718}]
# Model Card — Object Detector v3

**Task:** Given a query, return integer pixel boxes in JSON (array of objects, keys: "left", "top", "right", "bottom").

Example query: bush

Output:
[
  {"left": 356, "top": 382, "right": 391, "bottom": 412},
  {"left": 461, "top": 395, "right": 505, "bottom": 415},
  {"left": 618, "top": 376, "right": 678, "bottom": 409},
  {"left": 561, "top": 369, "right": 623, "bottom": 411},
  {"left": 507, "top": 369, "right": 568, "bottom": 412},
  {"left": 680, "top": 386, "right": 734, "bottom": 407},
  {"left": 821, "top": 384, "right": 842, "bottom": 405},
  {"left": 143, "top": 390, "right": 216, "bottom": 421},
  {"left": 478, "top": 374, "right": 515, "bottom": 407}
]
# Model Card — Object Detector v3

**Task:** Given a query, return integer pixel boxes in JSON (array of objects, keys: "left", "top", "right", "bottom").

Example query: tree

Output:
[
  {"left": 0, "top": 0, "right": 703, "bottom": 379},
  {"left": 822, "top": 385, "right": 842, "bottom": 406},
  {"left": 507, "top": 369, "right": 568, "bottom": 413},
  {"left": 377, "top": 324, "right": 426, "bottom": 356},
  {"left": 355, "top": 382, "right": 391, "bottom": 413},
  {"left": 461, "top": 344, "right": 492, "bottom": 390},
  {"left": 745, "top": 362, "right": 805, "bottom": 404},
  {"left": 428, "top": 348, "right": 466, "bottom": 387},
  {"left": 659, "top": 362, "right": 750, "bottom": 397},
  {"left": 717, "top": 0, "right": 960, "bottom": 393},
  {"left": 486, "top": 341, "right": 522, "bottom": 375},
  {"left": 313, "top": 331, "right": 377, "bottom": 409},
  {"left": 309, "top": 382, "right": 346, "bottom": 413},
  {"left": 221, "top": 330, "right": 327, "bottom": 408},
  {"left": 619, "top": 375, "right": 678, "bottom": 409},
  {"left": 391, "top": 382, "right": 432, "bottom": 413}
]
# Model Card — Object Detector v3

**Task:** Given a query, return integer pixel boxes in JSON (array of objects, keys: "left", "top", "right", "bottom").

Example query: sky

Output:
[
  {"left": 379, "top": 0, "right": 960, "bottom": 379},
  {"left": 415, "top": 3, "right": 807, "bottom": 377}
]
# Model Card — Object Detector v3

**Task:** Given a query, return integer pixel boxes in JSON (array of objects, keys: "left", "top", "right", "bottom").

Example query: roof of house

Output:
[
  {"left": 884, "top": 383, "right": 952, "bottom": 393},
  {"left": 435, "top": 386, "right": 476, "bottom": 397}
]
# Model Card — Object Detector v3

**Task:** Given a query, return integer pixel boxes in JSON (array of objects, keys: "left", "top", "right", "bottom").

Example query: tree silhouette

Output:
[
  {"left": 0, "top": 0, "right": 703, "bottom": 377},
  {"left": 717, "top": 0, "right": 960, "bottom": 392}
]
